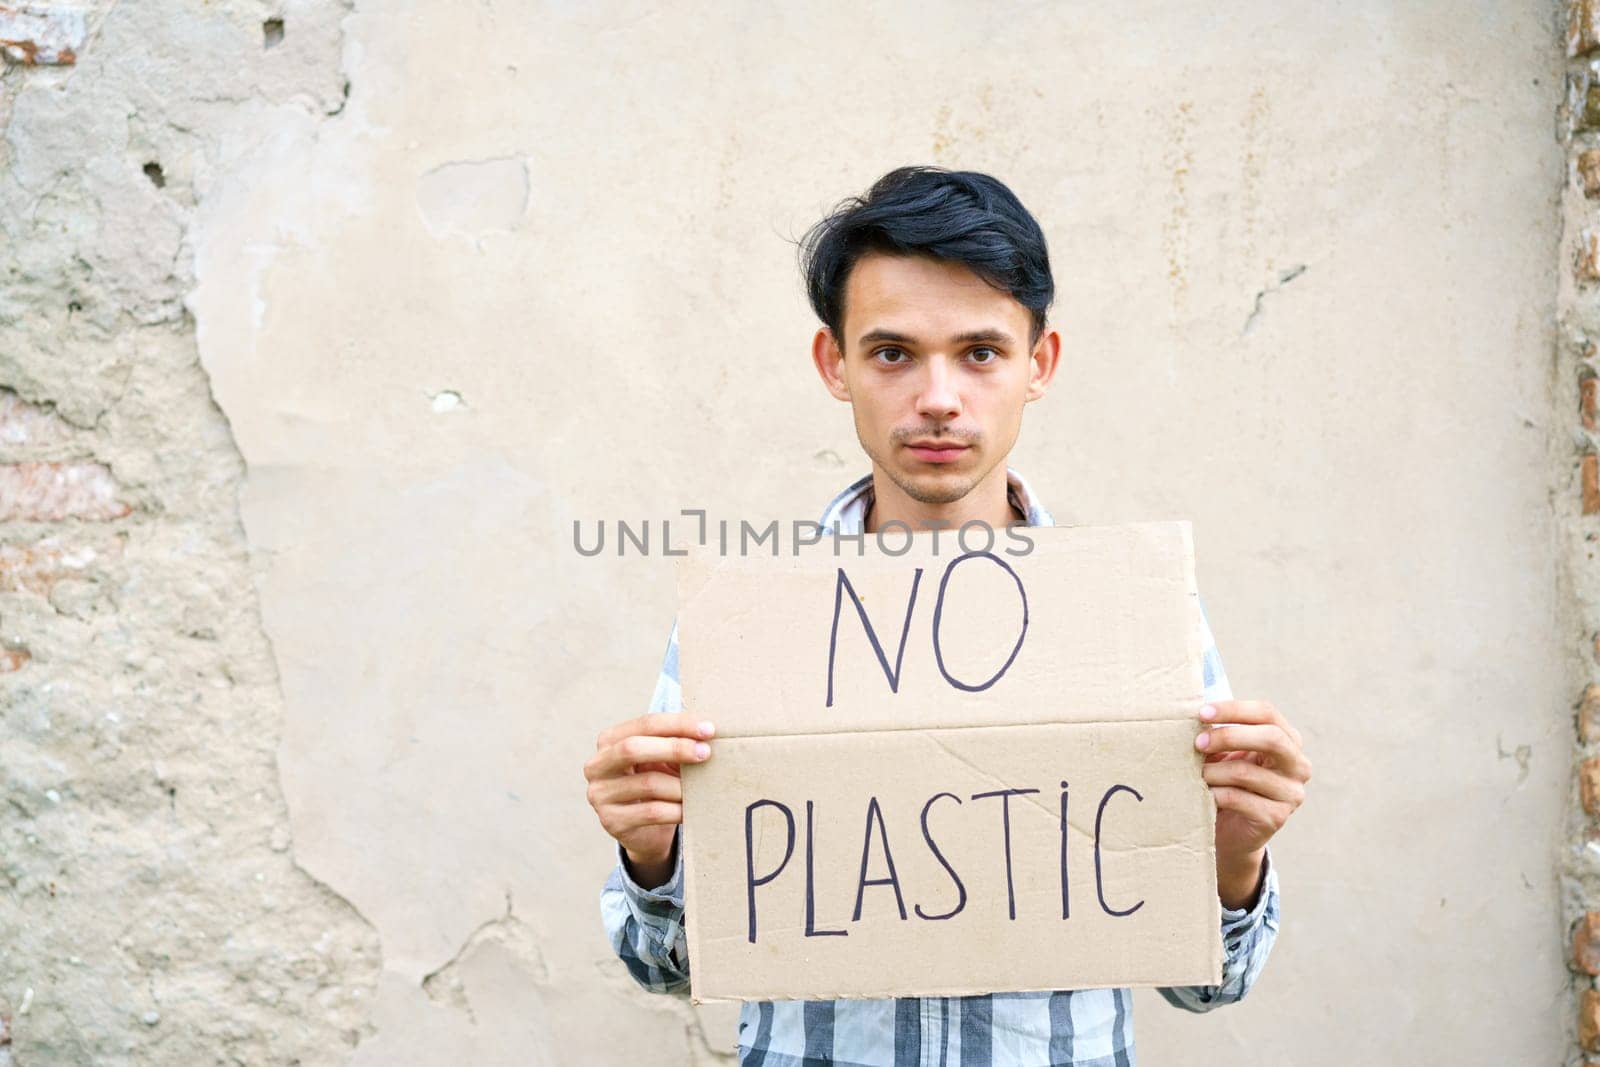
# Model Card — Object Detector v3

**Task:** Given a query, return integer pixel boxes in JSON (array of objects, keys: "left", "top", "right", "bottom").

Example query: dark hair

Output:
[{"left": 799, "top": 166, "right": 1054, "bottom": 348}]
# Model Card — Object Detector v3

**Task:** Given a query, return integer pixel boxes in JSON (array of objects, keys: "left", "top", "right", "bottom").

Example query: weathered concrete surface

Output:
[
  {"left": 0, "top": 0, "right": 1575, "bottom": 1063},
  {"left": 0, "top": 2, "right": 380, "bottom": 1064},
  {"left": 1552, "top": 4, "right": 1600, "bottom": 1057}
]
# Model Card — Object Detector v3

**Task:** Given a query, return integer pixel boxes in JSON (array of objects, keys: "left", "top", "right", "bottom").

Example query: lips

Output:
[{"left": 904, "top": 441, "right": 969, "bottom": 464}]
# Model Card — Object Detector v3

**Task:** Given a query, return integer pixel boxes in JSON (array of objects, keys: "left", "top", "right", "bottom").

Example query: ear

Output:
[
  {"left": 812, "top": 327, "right": 852, "bottom": 402},
  {"left": 1023, "top": 326, "right": 1062, "bottom": 403}
]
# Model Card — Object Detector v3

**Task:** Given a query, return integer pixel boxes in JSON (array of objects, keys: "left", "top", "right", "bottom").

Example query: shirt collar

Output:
[{"left": 818, "top": 466, "right": 1056, "bottom": 534}]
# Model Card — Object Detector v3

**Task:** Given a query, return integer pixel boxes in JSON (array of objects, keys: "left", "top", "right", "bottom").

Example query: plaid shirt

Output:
[{"left": 601, "top": 468, "right": 1280, "bottom": 1066}]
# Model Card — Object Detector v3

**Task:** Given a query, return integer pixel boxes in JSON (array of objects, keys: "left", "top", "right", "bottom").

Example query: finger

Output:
[
  {"left": 596, "top": 712, "right": 716, "bottom": 751},
  {"left": 589, "top": 770, "right": 685, "bottom": 808},
  {"left": 1199, "top": 700, "right": 1287, "bottom": 731},
  {"left": 1200, "top": 701, "right": 1306, "bottom": 753},
  {"left": 600, "top": 801, "right": 684, "bottom": 837},
  {"left": 1196, "top": 724, "right": 1310, "bottom": 779},
  {"left": 1210, "top": 785, "right": 1291, "bottom": 832},
  {"left": 586, "top": 735, "right": 711, "bottom": 780},
  {"left": 1202, "top": 759, "right": 1306, "bottom": 806}
]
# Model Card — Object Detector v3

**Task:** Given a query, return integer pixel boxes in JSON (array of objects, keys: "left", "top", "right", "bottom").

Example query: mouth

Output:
[{"left": 902, "top": 440, "right": 971, "bottom": 464}]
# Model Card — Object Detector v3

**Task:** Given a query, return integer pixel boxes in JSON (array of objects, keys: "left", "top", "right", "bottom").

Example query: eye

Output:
[
  {"left": 968, "top": 346, "right": 1000, "bottom": 364},
  {"left": 874, "top": 346, "right": 910, "bottom": 365}
]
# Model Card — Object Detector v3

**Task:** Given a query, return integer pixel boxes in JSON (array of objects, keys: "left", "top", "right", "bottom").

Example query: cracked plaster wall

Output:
[
  {"left": 0, "top": 1, "right": 1579, "bottom": 1064},
  {"left": 0, "top": 2, "right": 379, "bottom": 1065}
]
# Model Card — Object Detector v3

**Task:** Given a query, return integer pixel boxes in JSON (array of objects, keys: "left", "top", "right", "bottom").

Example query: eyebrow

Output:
[{"left": 856, "top": 327, "right": 1018, "bottom": 348}]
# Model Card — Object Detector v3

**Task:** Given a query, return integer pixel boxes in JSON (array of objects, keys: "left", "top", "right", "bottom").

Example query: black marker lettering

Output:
[
  {"left": 805, "top": 800, "right": 846, "bottom": 937},
  {"left": 931, "top": 552, "right": 1029, "bottom": 692},
  {"left": 744, "top": 799, "right": 796, "bottom": 943},
  {"left": 1094, "top": 784, "right": 1146, "bottom": 918},
  {"left": 915, "top": 791, "right": 967, "bottom": 921},
  {"left": 1059, "top": 780, "right": 1070, "bottom": 920},
  {"left": 825, "top": 567, "right": 924, "bottom": 708},
  {"left": 851, "top": 796, "right": 907, "bottom": 921},
  {"left": 971, "top": 787, "right": 1041, "bottom": 920}
]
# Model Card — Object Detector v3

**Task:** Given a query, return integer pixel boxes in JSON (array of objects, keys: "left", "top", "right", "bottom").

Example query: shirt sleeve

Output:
[
  {"left": 1157, "top": 848, "right": 1280, "bottom": 1013},
  {"left": 1156, "top": 596, "right": 1281, "bottom": 1013},
  {"left": 598, "top": 620, "right": 692, "bottom": 995}
]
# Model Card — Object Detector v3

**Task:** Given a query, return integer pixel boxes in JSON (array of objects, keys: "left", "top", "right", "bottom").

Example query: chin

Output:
[{"left": 896, "top": 467, "right": 980, "bottom": 506}]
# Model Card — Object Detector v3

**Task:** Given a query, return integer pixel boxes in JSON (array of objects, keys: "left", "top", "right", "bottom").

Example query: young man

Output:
[{"left": 584, "top": 166, "right": 1311, "bottom": 1065}]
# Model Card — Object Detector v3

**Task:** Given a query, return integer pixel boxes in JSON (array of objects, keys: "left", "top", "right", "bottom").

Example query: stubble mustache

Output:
[{"left": 890, "top": 425, "right": 980, "bottom": 446}]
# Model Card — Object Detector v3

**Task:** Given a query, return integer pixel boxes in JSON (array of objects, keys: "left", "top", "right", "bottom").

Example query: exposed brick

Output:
[
  {"left": 1585, "top": 454, "right": 1600, "bottom": 515},
  {"left": 0, "top": 646, "right": 27, "bottom": 672},
  {"left": 0, "top": 536, "right": 112, "bottom": 595},
  {"left": 0, "top": 461, "right": 129, "bottom": 522},
  {"left": 1579, "top": 232, "right": 1600, "bottom": 283},
  {"left": 1584, "top": 684, "right": 1600, "bottom": 743},
  {"left": 1581, "top": 82, "right": 1600, "bottom": 131},
  {"left": 1578, "top": 914, "right": 1600, "bottom": 974},
  {"left": 0, "top": 4, "right": 84, "bottom": 65},
  {"left": 1584, "top": 370, "right": 1599, "bottom": 432},
  {"left": 1584, "top": 989, "right": 1600, "bottom": 1052},
  {"left": 0, "top": 390, "right": 70, "bottom": 447},
  {"left": 1576, "top": 0, "right": 1600, "bottom": 57},
  {"left": 1582, "top": 757, "right": 1600, "bottom": 816},
  {"left": 1582, "top": 151, "right": 1600, "bottom": 199}
]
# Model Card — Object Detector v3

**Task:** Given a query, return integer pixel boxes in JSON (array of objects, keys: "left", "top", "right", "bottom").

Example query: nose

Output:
[{"left": 915, "top": 355, "right": 962, "bottom": 422}]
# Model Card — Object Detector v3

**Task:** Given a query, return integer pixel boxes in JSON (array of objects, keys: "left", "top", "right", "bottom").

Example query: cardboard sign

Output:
[{"left": 676, "top": 522, "right": 1220, "bottom": 1003}]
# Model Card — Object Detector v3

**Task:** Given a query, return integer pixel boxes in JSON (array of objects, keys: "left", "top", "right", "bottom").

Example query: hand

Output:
[
  {"left": 585, "top": 712, "right": 715, "bottom": 890},
  {"left": 1195, "top": 699, "right": 1310, "bottom": 909}
]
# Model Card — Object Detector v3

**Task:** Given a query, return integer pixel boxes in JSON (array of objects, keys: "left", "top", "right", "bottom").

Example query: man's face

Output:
[{"left": 813, "top": 251, "right": 1059, "bottom": 508}]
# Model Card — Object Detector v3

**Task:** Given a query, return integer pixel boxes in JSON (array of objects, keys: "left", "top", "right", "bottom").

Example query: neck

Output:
[{"left": 863, "top": 462, "right": 1021, "bottom": 534}]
